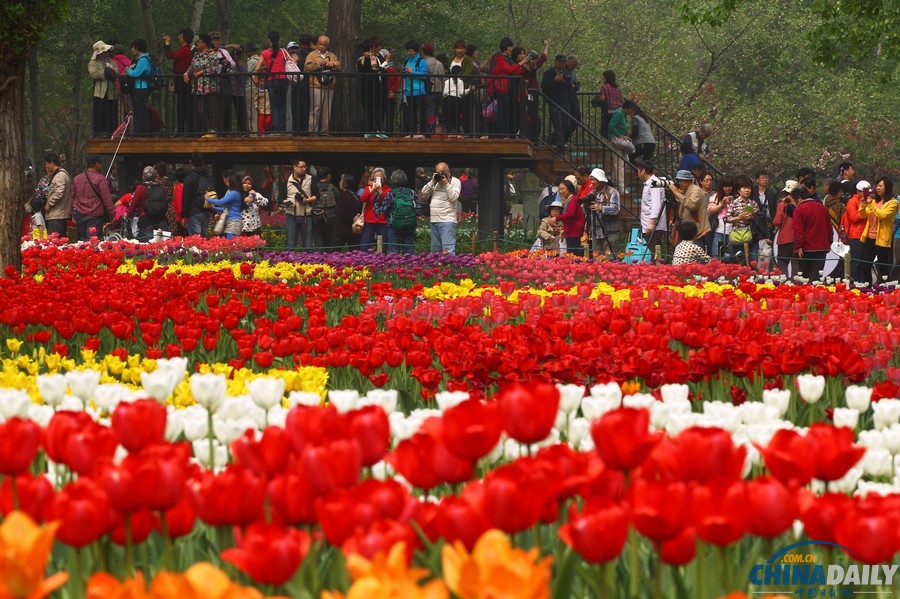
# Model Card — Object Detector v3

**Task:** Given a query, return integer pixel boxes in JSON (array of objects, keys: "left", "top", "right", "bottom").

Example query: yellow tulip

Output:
[
  {"left": 6, "top": 338, "right": 22, "bottom": 355},
  {"left": 0, "top": 512, "right": 68, "bottom": 599}
]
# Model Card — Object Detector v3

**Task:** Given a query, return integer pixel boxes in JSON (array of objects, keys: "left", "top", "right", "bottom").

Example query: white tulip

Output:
[
  {"left": 164, "top": 408, "right": 184, "bottom": 442},
  {"left": 581, "top": 396, "right": 616, "bottom": 420},
  {"left": 809, "top": 478, "right": 826, "bottom": 495},
  {"left": 827, "top": 467, "right": 863, "bottom": 494},
  {"left": 861, "top": 448, "right": 893, "bottom": 477},
  {"left": 882, "top": 426, "right": 900, "bottom": 454},
  {"left": 650, "top": 403, "right": 671, "bottom": 430},
  {"left": 288, "top": 391, "right": 323, "bottom": 408},
  {"left": 845, "top": 385, "right": 872, "bottom": 413},
  {"left": 588, "top": 382, "right": 622, "bottom": 408},
  {"left": 247, "top": 377, "right": 286, "bottom": 412},
  {"left": 362, "top": 389, "right": 399, "bottom": 414},
  {"left": 58, "top": 396, "right": 86, "bottom": 413},
  {"left": 267, "top": 406, "right": 288, "bottom": 428},
  {"left": 0, "top": 389, "right": 31, "bottom": 421},
  {"left": 66, "top": 370, "right": 101, "bottom": 405},
  {"left": 554, "top": 411, "right": 569, "bottom": 433},
  {"left": 741, "top": 447, "right": 756, "bottom": 478},
  {"left": 623, "top": 393, "right": 655, "bottom": 410},
  {"left": 665, "top": 412, "right": 699, "bottom": 436},
  {"left": 388, "top": 412, "right": 410, "bottom": 442},
  {"left": 703, "top": 402, "right": 742, "bottom": 432},
  {"left": 792, "top": 520, "right": 804, "bottom": 540},
  {"left": 191, "top": 439, "right": 228, "bottom": 470},
  {"left": 660, "top": 384, "right": 689, "bottom": 404},
  {"left": 434, "top": 391, "right": 469, "bottom": 412},
  {"left": 858, "top": 429, "right": 885, "bottom": 449},
  {"left": 568, "top": 418, "right": 590, "bottom": 446},
  {"left": 213, "top": 415, "right": 256, "bottom": 446},
  {"left": 536, "top": 428, "right": 560, "bottom": 448},
  {"left": 156, "top": 357, "right": 189, "bottom": 383},
  {"left": 762, "top": 389, "right": 791, "bottom": 416},
  {"left": 738, "top": 402, "right": 771, "bottom": 425},
  {"left": 327, "top": 389, "right": 359, "bottom": 413},
  {"left": 796, "top": 374, "right": 825, "bottom": 404},
  {"left": 577, "top": 437, "right": 595, "bottom": 452},
  {"left": 27, "top": 404, "right": 54, "bottom": 428},
  {"left": 873, "top": 399, "right": 900, "bottom": 431},
  {"left": 485, "top": 440, "right": 505, "bottom": 465},
  {"left": 189, "top": 373, "right": 227, "bottom": 412},
  {"left": 370, "top": 460, "right": 393, "bottom": 481},
  {"left": 503, "top": 439, "right": 523, "bottom": 462},
  {"left": 556, "top": 384, "right": 585, "bottom": 415},
  {"left": 140, "top": 370, "right": 178, "bottom": 403},
  {"left": 182, "top": 406, "right": 210, "bottom": 441},
  {"left": 855, "top": 481, "right": 897, "bottom": 498},
  {"left": 93, "top": 384, "right": 132, "bottom": 412},
  {"left": 36, "top": 374, "right": 67, "bottom": 407},
  {"left": 832, "top": 408, "right": 859, "bottom": 430}
]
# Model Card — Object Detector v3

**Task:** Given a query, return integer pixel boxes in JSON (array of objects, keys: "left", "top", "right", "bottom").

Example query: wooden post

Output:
[
  {"left": 492, "top": 231, "right": 498, "bottom": 252},
  {"left": 376, "top": 234, "right": 383, "bottom": 253},
  {"left": 471, "top": 229, "right": 476, "bottom": 255}
]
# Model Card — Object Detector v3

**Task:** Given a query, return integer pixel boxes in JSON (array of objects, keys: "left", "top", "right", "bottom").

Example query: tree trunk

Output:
[
  {"left": 140, "top": 0, "right": 159, "bottom": 57},
  {"left": 26, "top": 46, "right": 39, "bottom": 168},
  {"left": 0, "top": 58, "right": 27, "bottom": 272},
  {"left": 191, "top": 0, "right": 206, "bottom": 35},
  {"left": 326, "top": 0, "right": 361, "bottom": 133},
  {"left": 216, "top": 0, "right": 231, "bottom": 42}
]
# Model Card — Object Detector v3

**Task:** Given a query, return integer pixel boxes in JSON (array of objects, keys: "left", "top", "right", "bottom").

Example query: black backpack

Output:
[
  {"left": 143, "top": 54, "right": 164, "bottom": 91},
  {"left": 317, "top": 182, "right": 337, "bottom": 222},
  {"left": 143, "top": 184, "right": 167, "bottom": 217}
]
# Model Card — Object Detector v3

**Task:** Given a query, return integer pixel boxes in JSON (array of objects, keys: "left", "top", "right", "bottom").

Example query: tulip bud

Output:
[
  {"left": 435, "top": 391, "right": 469, "bottom": 412},
  {"left": 247, "top": 377, "right": 286, "bottom": 412},
  {"left": 94, "top": 384, "right": 134, "bottom": 412},
  {"left": 588, "top": 382, "right": 622, "bottom": 408},
  {"left": 556, "top": 384, "right": 585, "bottom": 415},
  {"left": 659, "top": 384, "right": 689, "bottom": 404},
  {"left": 845, "top": 385, "right": 872, "bottom": 413},
  {"left": 66, "top": 369, "right": 101, "bottom": 406},
  {"left": 326, "top": 389, "right": 359, "bottom": 413},
  {"left": 214, "top": 415, "right": 257, "bottom": 446},
  {"left": 190, "top": 373, "right": 227, "bottom": 412},
  {"left": 37, "top": 374, "right": 67, "bottom": 407},
  {"left": 182, "top": 406, "right": 210, "bottom": 441},
  {"left": 861, "top": 448, "right": 892, "bottom": 477},
  {"left": 192, "top": 438, "right": 228, "bottom": 470},
  {"left": 287, "top": 391, "right": 323, "bottom": 408},
  {"left": 762, "top": 389, "right": 791, "bottom": 416},
  {"left": 622, "top": 393, "right": 656, "bottom": 410},
  {"left": 568, "top": 417, "right": 590, "bottom": 445},
  {"left": 165, "top": 408, "right": 184, "bottom": 441},
  {"left": 0, "top": 389, "right": 31, "bottom": 421},
  {"left": 581, "top": 396, "right": 616, "bottom": 421},
  {"left": 882, "top": 426, "right": 900, "bottom": 454},
  {"left": 796, "top": 374, "right": 825, "bottom": 404},
  {"left": 141, "top": 370, "right": 178, "bottom": 403},
  {"left": 873, "top": 399, "right": 900, "bottom": 431},
  {"left": 832, "top": 408, "right": 859, "bottom": 430},
  {"left": 361, "top": 389, "right": 399, "bottom": 414}
]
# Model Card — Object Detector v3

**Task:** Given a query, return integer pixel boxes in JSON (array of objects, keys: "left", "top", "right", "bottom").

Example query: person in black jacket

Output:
[
  {"left": 752, "top": 169, "right": 779, "bottom": 257},
  {"left": 540, "top": 54, "right": 570, "bottom": 154},
  {"left": 180, "top": 152, "right": 214, "bottom": 237},
  {"left": 335, "top": 173, "right": 362, "bottom": 249}
]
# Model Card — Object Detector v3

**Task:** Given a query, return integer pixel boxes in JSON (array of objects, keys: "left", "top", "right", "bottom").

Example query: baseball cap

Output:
[
  {"left": 286, "top": 41, "right": 299, "bottom": 50},
  {"left": 856, "top": 180, "right": 872, "bottom": 191}
]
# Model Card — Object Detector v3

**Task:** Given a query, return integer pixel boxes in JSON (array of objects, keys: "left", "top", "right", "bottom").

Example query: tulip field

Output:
[{"left": 3, "top": 235, "right": 900, "bottom": 599}]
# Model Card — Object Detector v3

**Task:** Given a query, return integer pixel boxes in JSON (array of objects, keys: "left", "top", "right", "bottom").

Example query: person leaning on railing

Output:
[{"left": 164, "top": 29, "right": 195, "bottom": 133}]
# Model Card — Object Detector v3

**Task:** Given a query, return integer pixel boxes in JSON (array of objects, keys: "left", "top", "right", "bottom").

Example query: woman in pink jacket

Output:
[{"left": 556, "top": 179, "right": 584, "bottom": 256}]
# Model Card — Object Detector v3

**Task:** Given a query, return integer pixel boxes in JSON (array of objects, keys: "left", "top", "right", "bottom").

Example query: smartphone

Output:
[{"left": 375, "top": 177, "right": 382, "bottom": 185}]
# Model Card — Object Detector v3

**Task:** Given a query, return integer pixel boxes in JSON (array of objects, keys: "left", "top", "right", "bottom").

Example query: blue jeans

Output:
[
  {"left": 387, "top": 226, "right": 416, "bottom": 254},
  {"left": 711, "top": 232, "right": 726, "bottom": 259},
  {"left": 187, "top": 212, "right": 209, "bottom": 237},
  {"left": 286, "top": 214, "right": 313, "bottom": 249},
  {"left": 360, "top": 222, "right": 387, "bottom": 250},
  {"left": 430, "top": 221, "right": 456, "bottom": 255},
  {"left": 268, "top": 79, "right": 288, "bottom": 132}
]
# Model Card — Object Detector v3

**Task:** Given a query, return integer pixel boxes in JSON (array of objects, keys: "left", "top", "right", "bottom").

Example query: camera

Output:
[
  {"left": 433, "top": 172, "right": 445, "bottom": 182},
  {"left": 649, "top": 177, "right": 672, "bottom": 188}
]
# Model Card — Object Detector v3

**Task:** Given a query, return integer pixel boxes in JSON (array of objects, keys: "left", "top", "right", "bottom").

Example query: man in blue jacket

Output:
[
  {"left": 402, "top": 41, "right": 428, "bottom": 136},
  {"left": 126, "top": 39, "right": 151, "bottom": 134}
]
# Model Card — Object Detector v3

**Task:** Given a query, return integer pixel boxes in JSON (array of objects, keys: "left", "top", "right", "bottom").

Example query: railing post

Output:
[
  {"left": 376, "top": 235, "right": 383, "bottom": 253},
  {"left": 471, "top": 230, "right": 477, "bottom": 255},
  {"left": 844, "top": 253, "right": 851, "bottom": 282},
  {"left": 492, "top": 231, "right": 499, "bottom": 252}
]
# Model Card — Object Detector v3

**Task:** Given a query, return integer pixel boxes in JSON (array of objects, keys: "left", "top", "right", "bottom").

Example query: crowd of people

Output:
[{"left": 86, "top": 31, "right": 643, "bottom": 144}]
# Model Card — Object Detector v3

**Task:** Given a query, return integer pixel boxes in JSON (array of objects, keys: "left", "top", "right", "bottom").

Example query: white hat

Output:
[
  {"left": 92, "top": 40, "right": 113, "bottom": 59},
  {"left": 549, "top": 200, "right": 563, "bottom": 208},
  {"left": 782, "top": 180, "right": 799, "bottom": 193},
  {"left": 286, "top": 41, "right": 300, "bottom": 50},
  {"left": 590, "top": 168, "right": 608, "bottom": 183},
  {"left": 564, "top": 175, "right": 578, "bottom": 187},
  {"left": 856, "top": 180, "right": 871, "bottom": 191}
]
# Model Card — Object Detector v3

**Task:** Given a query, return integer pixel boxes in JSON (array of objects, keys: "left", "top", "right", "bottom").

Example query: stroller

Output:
[{"left": 104, "top": 196, "right": 137, "bottom": 241}]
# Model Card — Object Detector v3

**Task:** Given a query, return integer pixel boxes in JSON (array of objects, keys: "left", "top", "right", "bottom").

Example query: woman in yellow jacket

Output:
[{"left": 860, "top": 177, "right": 897, "bottom": 283}]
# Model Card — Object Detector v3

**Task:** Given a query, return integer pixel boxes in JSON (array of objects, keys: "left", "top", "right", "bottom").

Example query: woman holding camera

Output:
[
  {"left": 359, "top": 167, "right": 390, "bottom": 250},
  {"left": 860, "top": 177, "right": 897, "bottom": 283},
  {"left": 555, "top": 179, "right": 584, "bottom": 256},
  {"left": 708, "top": 176, "right": 735, "bottom": 259}
]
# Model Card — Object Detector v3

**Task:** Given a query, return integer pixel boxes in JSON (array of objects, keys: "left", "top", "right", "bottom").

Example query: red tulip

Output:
[
  {"left": 630, "top": 478, "right": 691, "bottom": 542},
  {"left": 498, "top": 382, "right": 560, "bottom": 444},
  {"left": 190, "top": 465, "right": 265, "bottom": 527},
  {"left": 223, "top": 522, "right": 311, "bottom": 586},
  {"left": 806, "top": 423, "right": 866, "bottom": 482},
  {"left": 301, "top": 439, "right": 362, "bottom": 496},
  {"left": 347, "top": 406, "right": 391, "bottom": 467},
  {"left": 659, "top": 527, "right": 696, "bottom": 565},
  {"left": 142, "top": 442, "right": 192, "bottom": 512},
  {"left": 802, "top": 492, "right": 852, "bottom": 542},
  {"left": 43, "top": 479, "right": 112, "bottom": 547},
  {"left": 267, "top": 471, "right": 317, "bottom": 526},
  {"left": 110, "top": 509, "right": 159, "bottom": 545},
  {"left": 591, "top": 408, "right": 663, "bottom": 471},
  {"left": 476, "top": 461, "right": 555, "bottom": 534},
  {"left": 834, "top": 498, "right": 900, "bottom": 564},
  {"left": 746, "top": 476, "right": 797, "bottom": 539},
  {"left": 231, "top": 427, "right": 290, "bottom": 477},
  {"left": 162, "top": 494, "right": 196, "bottom": 538},
  {"left": 672, "top": 427, "right": 746, "bottom": 483},
  {"left": 559, "top": 497, "right": 630, "bottom": 564},
  {"left": 100, "top": 455, "right": 158, "bottom": 514},
  {"left": 692, "top": 479, "right": 748, "bottom": 547},
  {"left": 314, "top": 489, "right": 380, "bottom": 546},
  {"left": 46, "top": 411, "right": 117, "bottom": 476},
  {"left": 341, "top": 519, "right": 416, "bottom": 562},
  {"left": 440, "top": 399, "right": 503, "bottom": 462},
  {"left": 285, "top": 405, "right": 349, "bottom": 454},
  {"left": 754, "top": 429, "right": 817, "bottom": 487},
  {"left": 436, "top": 496, "right": 490, "bottom": 551},
  {"left": 0, "top": 473, "right": 54, "bottom": 523},
  {"left": 111, "top": 399, "right": 167, "bottom": 454},
  {"left": 0, "top": 418, "right": 42, "bottom": 475}
]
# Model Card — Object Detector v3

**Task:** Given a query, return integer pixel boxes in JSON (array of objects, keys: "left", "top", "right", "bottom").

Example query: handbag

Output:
[
  {"left": 730, "top": 228, "right": 753, "bottom": 244},
  {"left": 612, "top": 136, "right": 635, "bottom": 154},
  {"left": 482, "top": 98, "right": 497, "bottom": 121},
  {"left": 352, "top": 213, "right": 364, "bottom": 235},
  {"left": 213, "top": 214, "right": 227, "bottom": 236},
  {"left": 312, "top": 207, "right": 333, "bottom": 227},
  {"left": 282, "top": 49, "right": 301, "bottom": 86}
]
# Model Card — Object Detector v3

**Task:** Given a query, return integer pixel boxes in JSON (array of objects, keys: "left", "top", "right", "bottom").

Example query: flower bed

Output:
[{"left": 1, "top": 240, "right": 900, "bottom": 598}]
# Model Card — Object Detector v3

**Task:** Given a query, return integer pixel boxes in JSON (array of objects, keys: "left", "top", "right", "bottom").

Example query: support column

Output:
[{"left": 476, "top": 157, "right": 502, "bottom": 244}]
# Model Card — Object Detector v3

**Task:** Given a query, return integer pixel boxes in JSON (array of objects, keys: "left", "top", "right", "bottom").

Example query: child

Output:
[
  {"left": 30, "top": 196, "right": 47, "bottom": 240},
  {"left": 536, "top": 199, "right": 564, "bottom": 252},
  {"left": 672, "top": 221, "right": 711, "bottom": 265}
]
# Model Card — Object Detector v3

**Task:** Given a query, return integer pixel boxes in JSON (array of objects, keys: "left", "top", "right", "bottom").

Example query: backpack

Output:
[
  {"left": 317, "top": 182, "right": 337, "bottom": 220},
  {"left": 391, "top": 188, "right": 418, "bottom": 230},
  {"left": 143, "top": 54, "right": 164, "bottom": 91},
  {"left": 143, "top": 183, "right": 167, "bottom": 217},
  {"left": 196, "top": 174, "right": 216, "bottom": 211}
]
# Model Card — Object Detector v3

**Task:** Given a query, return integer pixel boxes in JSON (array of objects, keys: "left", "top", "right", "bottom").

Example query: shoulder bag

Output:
[{"left": 282, "top": 49, "right": 301, "bottom": 85}]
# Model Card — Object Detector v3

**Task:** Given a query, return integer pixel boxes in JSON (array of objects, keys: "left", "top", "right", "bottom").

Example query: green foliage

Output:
[{"left": 0, "top": 0, "right": 67, "bottom": 59}]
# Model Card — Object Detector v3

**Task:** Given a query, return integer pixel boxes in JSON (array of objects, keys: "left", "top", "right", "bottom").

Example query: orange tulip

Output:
[
  {"left": 441, "top": 529, "right": 553, "bottom": 599},
  {"left": 722, "top": 594, "right": 792, "bottom": 599},
  {"left": 85, "top": 563, "right": 290, "bottom": 599},
  {"left": 0, "top": 511, "right": 68, "bottom": 599},
  {"left": 321, "top": 542, "right": 448, "bottom": 599}
]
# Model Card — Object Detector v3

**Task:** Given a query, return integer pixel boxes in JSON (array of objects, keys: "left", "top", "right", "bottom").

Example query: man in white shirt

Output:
[
  {"left": 420, "top": 162, "right": 461, "bottom": 254},
  {"left": 638, "top": 162, "right": 667, "bottom": 261}
]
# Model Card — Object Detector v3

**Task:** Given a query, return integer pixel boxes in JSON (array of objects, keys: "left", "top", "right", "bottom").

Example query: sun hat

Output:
[
  {"left": 564, "top": 175, "right": 578, "bottom": 187},
  {"left": 590, "top": 168, "right": 608, "bottom": 183},
  {"left": 675, "top": 170, "right": 693, "bottom": 181},
  {"left": 549, "top": 200, "right": 563, "bottom": 208},
  {"left": 782, "top": 180, "right": 799, "bottom": 193},
  {"left": 856, "top": 180, "right": 871, "bottom": 191},
  {"left": 92, "top": 41, "right": 113, "bottom": 59}
]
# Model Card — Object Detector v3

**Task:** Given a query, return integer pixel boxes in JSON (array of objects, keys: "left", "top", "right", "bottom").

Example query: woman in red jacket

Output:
[
  {"left": 556, "top": 179, "right": 584, "bottom": 256},
  {"left": 359, "top": 167, "right": 390, "bottom": 250},
  {"left": 488, "top": 37, "right": 528, "bottom": 137},
  {"left": 841, "top": 183, "right": 869, "bottom": 283}
]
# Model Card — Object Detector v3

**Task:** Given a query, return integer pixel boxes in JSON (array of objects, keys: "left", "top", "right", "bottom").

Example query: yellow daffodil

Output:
[{"left": 441, "top": 529, "right": 552, "bottom": 599}]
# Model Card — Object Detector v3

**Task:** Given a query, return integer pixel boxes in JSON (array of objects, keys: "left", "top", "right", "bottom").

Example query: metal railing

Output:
[
  {"left": 91, "top": 71, "right": 530, "bottom": 139},
  {"left": 572, "top": 92, "right": 724, "bottom": 180}
]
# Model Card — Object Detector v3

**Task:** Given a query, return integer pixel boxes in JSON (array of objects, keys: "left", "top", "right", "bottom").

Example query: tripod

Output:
[{"left": 639, "top": 187, "right": 669, "bottom": 263}]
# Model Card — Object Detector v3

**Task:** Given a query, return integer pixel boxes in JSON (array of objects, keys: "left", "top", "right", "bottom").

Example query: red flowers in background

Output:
[
  {"left": 591, "top": 408, "right": 663, "bottom": 471},
  {"left": 559, "top": 497, "right": 630, "bottom": 564},
  {"left": 222, "top": 522, "right": 311, "bottom": 586}
]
